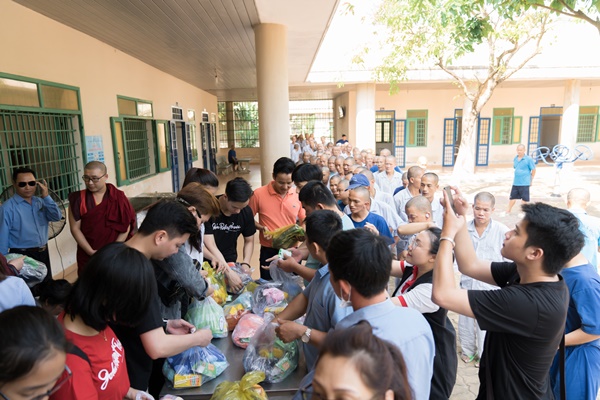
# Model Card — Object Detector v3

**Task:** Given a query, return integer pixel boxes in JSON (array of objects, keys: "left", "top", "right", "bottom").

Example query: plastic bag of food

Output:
[
  {"left": 243, "top": 313, "right": 299, "bottom": 383},
  {"left": 264, "top": 224, "right": 305, "bottom": 249},
  {"left": 210, "top": 371, "right": 268, "bottom": 400},
  {"left": 232, "top": 313, "right": 265, "bottom": 349},
  {"left": 223, "top": 292, "right": 253, "bottom": 331},
  {"left": 163, "top": 344, "right": 228, "bottom": 388},
  {"left": 202, "top": 262, "right": 228, "bottom": 305},
  {"left": 226, "top": 262, "right": 254, "bottom": 294},
  {"left": 268, "top": 260, "right": 302, "bottom": 300},
  {"left": 185, "top": 297, "right": 228, "bottom": 338},
  {"left": 5, "top": 253, "right": 47, "bottom": 288},
  {"left": 251, "top": 282, "right": 288, "bottom": 316}
]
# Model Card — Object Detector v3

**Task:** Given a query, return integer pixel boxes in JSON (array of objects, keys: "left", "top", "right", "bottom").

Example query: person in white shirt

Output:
[
  {"left": 394, "top": 166, "right": 425, "bottom": 222},
  {"left": 458, "top": 192, "right": 509, "bottom": 367},
  {"left": 375, "top": 156, "right": 404, "bottom": 195}
]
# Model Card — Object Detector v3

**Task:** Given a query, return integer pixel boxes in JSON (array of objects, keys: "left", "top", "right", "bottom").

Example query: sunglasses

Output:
[{"left": 17, "top": 180, "right": 36, "bottom": 187}]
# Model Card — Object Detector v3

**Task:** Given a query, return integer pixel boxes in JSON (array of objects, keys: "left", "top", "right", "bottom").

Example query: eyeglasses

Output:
[
  {"left": 82, "top": 174, "right": 107, "bottom": 183},
  {"left": 17, "top": 181, "right": 36, "bottom": 188},
  {"left": 409, "top": 236, "right": 423, "bottom": 249},
  {"left": 0, "top": 366, "right": 72, "bottom": 400}
]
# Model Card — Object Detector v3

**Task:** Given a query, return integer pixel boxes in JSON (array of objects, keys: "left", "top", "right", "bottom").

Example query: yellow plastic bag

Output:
[
  {"left": 210, "top": 371, "right": 268, "bottom": 400},
  {"left": 202, "top": 262, "right": 228, "bottom": 305}
]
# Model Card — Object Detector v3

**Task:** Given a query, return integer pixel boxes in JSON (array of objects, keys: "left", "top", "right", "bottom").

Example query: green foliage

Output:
[
  {"left": 366, "top": 0, "right": 550, "bottom": 94},
  {"left": 497, "top": 0, "right": 600, "bottom": 32}
]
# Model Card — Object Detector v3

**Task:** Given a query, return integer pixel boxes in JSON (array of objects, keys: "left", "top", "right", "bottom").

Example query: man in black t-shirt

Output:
[
  {"left": 204, "top": 177, "right": 256, "bottom": 265},
  {"left": 431, "top": 191, "right": 584, "bottom": 399},
  {"left": 111, "top": 200, "right": 213, "bottom": 392}
]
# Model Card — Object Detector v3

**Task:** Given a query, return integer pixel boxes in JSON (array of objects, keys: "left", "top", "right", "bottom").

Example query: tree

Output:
[
  {"left": 511, "top": 0, "right": 600, "bottom": 34},
  {"left": 355, "top": 0, "right": 552, "bottom": 181}
]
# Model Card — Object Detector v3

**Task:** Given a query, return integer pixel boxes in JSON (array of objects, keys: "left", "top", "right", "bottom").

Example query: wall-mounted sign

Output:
[{"left": 86, "top": 135, "right": 105, "bottom": 162}]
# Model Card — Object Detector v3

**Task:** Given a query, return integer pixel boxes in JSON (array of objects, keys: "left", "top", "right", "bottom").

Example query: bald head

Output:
[
  {"left": 360, "top": 170, "right": 375, "bottom": 183},
  {"left": 351, "top": 186, "right": 371, "bottom": 202},
  {"left": 405, "top": 195, "right": 432, "bottom": 214},
  {"left": 85, "top": 161, "right": 107, "bottom": 174},
  {"left": 380, "top": 148, "right": 392, "bottom": 157},
  {"left": 567, "top": 188, "right": 591, "bottom": 209}
]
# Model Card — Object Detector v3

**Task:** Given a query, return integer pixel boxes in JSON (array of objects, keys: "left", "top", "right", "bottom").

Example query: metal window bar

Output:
[
  {"left": 0, "top": 110, "right": 80, "bottom": 202},
  {"left": 577, "top": 114, "right": 597, "bottom": 143},
  {"left": 123, "top": 118, "right": 150, "bottom": 180}
]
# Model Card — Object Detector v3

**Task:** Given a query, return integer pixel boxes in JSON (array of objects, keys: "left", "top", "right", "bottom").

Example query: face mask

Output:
[{"left": 338, "top": 287, "right": 352, "bottom": 308}]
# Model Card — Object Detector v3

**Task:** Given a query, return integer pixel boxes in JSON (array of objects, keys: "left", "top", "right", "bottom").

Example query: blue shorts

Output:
[{"left": 510, "top": 185, "right": 530, "bottom": 201}]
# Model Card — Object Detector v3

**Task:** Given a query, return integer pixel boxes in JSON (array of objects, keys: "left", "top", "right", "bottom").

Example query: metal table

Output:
[
  {"left": 237, "top": 157, "right": 252, "bottom": 173},
  {"left": 160, "top": 335, "right": 306, "bottom": 399}
]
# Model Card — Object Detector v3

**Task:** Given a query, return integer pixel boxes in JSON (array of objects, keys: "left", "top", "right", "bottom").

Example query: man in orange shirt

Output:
[{"left": 249, "top": 157, "right": 305, "bottom": 280}]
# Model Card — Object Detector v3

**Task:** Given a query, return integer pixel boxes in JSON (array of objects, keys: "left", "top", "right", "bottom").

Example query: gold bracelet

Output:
[{"left": 440, "top": 236, "right": 456, "bottom": 248}]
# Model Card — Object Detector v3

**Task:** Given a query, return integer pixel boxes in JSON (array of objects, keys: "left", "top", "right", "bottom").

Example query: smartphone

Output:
[
  {"left": 443, "top": 186, "right": 457, "bottom": 213},
  {"left": 278, "top": 248, "right": 292, "bottom": 258}
]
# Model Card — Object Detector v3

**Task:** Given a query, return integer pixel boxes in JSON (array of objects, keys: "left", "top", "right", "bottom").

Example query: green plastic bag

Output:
[
  {"left": 210, "top": 371, "right": 268, "bottom": 400},
  {"left": 264, "top": 224, "right": 305, "bottom": 249},
  {"left": 185, "top": 297, "right": 228, "bottom": 338}
]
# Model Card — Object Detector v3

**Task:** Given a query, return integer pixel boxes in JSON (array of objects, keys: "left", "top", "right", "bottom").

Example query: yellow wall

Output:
[{"left": 1, "top": 1, "right": 217, "bottom": 274}]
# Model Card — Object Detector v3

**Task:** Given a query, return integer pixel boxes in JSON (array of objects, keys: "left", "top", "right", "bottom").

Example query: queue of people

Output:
[{"left": 0, "top": 135, "right": 599, "bottom": 400}]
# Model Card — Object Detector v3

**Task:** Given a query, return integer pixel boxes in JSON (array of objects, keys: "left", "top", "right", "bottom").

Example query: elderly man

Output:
[
  {"left": 567, "top": 188, "right": 600, "bottom": 268},
  {"left": 506, "top": 144, "right": 536, "bottom": 214},
  {"left": 0, "top": 167, "right": 61, "bottom": 286},
  {"left": 394, "top": 166, "right": 424, "bottom": 222},
  {"left": 68, "top": 161, "right": 136, "bottom": 272},
  {"left": 375, "top": 155, "right": 404, "bottom": 195}
]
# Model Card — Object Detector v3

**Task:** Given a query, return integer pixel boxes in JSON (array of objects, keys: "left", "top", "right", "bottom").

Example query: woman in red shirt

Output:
[{"left": 51, "top": 243, "right": 156, "bottom": 400}]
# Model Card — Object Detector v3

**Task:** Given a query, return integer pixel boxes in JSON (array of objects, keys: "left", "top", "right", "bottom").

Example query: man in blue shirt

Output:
[
  {"left": 348, "top": 186, "right": 393, "bottom": 243},
  {"left": 227, "top": 144, "right": 239, "bottom": 171},
  {"left": 328, "top": 229, "right": 435, "bottom": 400},
  {"left": 335, "top": 134, "right": 348, "bottom": 145},
  {"left": 275, "top": 210, "right": 351, "bottom": 370},
  {"left": 0, "top": 167, "right": 62, "bottom": 287},
  {"left": 507, "top": 144, "right": 536, "bottom": 214}
]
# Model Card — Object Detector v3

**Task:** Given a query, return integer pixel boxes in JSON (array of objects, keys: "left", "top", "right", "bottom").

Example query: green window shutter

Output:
[
  {"left": 110, "top": 116, "right": 128, "bottom": 186},
  {"left": 153, "top": 120, "right": 170, "bottom": 172},
  {"left": 512, "top": 116, "right": 522, "bottom": 143}
]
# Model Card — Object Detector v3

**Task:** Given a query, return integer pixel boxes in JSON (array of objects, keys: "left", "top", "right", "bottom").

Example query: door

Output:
[
  {"left": 183, "top": 122, "right": 193, "bottom": 174},
  {"left": 168, "top": 121, "right": 180, "bottom": 191},
  {"left": 528, "top": 116, "right": 541, "bottom": 162},
  {"left": 209, "top": 122, "right": 218, "bottom": 172},
  {"left": 200, "top": 123, "right": 209, "bottom": 170},
  {"left": 375, "top": 120, "right": 393, "bottom": 155},
  {"left": 476, "top": 118, "right": 491, "bottom": 166},
  {"left": 394, "top": 119, "right": 406, "bottom": 168},
  {"left": 442, "top": 118, "right": 456, "bottom": 166}
]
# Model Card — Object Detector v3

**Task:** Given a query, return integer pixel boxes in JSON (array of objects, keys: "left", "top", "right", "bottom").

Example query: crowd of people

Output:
[{"left": 0, "top": 133, "right": 599, "bottom": 400}]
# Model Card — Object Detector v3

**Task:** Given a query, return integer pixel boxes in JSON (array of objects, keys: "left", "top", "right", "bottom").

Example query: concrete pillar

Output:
[
  {"left": 355, "top": 83, "right": 376, "bottom": 150},
  {"left": 225, "top": 101, "right": 235, "bottom": 146},
  {"left": 560, "top": 79, "right": 580, "bottom": 150},
  {"left": 254, "top": 23, "right": 290, "bottom": 185}
]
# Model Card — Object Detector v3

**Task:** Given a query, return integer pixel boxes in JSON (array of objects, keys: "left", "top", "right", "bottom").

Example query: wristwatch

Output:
[{"left": 301, "top": 327, "right": 312, "bottom": 343}]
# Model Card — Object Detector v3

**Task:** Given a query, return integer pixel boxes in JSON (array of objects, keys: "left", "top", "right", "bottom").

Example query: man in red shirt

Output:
[
  {"left": 68, "top": 161, "right": 136, "bottom": 273},
  {"left": 249, "top": 157, "right": 305, "bottom": 280}
]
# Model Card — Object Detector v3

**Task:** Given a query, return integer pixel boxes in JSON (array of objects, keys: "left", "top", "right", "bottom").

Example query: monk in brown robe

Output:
[{"left": 68, "top": 161, "right": 136, "bottom": 273}]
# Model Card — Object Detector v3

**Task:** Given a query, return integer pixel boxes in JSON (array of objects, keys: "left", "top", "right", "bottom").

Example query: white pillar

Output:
[
  {"left": 355, "top": 83, "right": 376, "bottom": 150},
  {"left": 561, "top": 79, "right": 580, "bottom": 150},
  {"left": 254, "top": 23, "right": 290, "bottom": 185}
]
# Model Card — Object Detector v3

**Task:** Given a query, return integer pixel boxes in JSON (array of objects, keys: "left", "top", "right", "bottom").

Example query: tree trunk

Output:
[{"left": 450, "top": 97, "right": 478, "bottom": 184}]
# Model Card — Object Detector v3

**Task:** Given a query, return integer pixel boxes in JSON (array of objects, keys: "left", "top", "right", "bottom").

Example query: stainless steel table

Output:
[{"left": 160, "top": 335, "right": 306, "bottom": 399}]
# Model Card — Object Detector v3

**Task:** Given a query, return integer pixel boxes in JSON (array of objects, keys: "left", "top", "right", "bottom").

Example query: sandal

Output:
[
  {"left": 475, "top": 359, "right": 480, "bottom": 368},
  {"left": 460, "top": 353, "right": 475, "bottom": 363}
]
